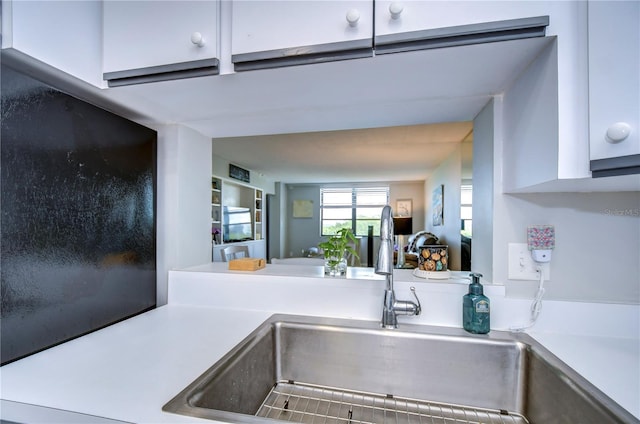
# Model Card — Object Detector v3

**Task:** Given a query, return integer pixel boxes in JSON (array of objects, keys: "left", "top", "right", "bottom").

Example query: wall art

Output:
[{"left": 432, "top": 185, "right": 444, "bottom": 226}]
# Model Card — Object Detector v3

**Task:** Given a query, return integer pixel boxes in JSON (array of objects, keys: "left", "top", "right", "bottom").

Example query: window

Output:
[
  {"left": 461, "top": 184, "right": 472, "bottom": 237},
  {"left": 320, "top": 187, "right": 389, "bottom": 236}
]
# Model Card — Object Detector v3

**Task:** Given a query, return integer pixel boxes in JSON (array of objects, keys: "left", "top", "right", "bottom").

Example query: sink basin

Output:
[{"left": 163, "top": 314, "right": 637, "bottom": 424}]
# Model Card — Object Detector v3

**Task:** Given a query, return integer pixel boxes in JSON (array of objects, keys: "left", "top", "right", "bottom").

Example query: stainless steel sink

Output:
[{"left": 163, "top": 314, "right": 638, "bottom": 424}]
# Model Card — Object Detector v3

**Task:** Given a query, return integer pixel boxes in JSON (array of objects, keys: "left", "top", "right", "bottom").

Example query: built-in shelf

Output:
[
  {"left": 211, "top": 175, "right": 265, "bottom": 245},
  {"left": 211, "top": 177, "right": 222, "bottom": 244},
  {"left": 255, "top": 189, "right": 263, "bottom": 240}
]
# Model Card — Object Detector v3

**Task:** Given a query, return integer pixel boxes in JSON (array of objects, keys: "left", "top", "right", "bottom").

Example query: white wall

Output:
[
  {"left": 390, "top": 181, "right": 425, "bottom": 227},
  {"left": 424, "top": 148, "right": 462, "bottom": 270},
  {"left": 494, "top": 191, "right": 640, "bottom": 303},
  {"left": 461, "top": 140, "right": 473, "bottom": 180},
  {"left": 211, "top": 153, "right": 276, "bottom": 195},
  {"left": 284, "top": 185, "right": 321, "bottom": 258},
  {"left": 156, "top": 124, "right": 212, "bottom": 306},
  {"left": 156, "top": 125, "right": 178, "bottom": 306},
  {"left": 177, "top": 126, "right": 213, "bottom": 268},
  {"left": 502, "top": 39, "right": 560, "bottom": 191},
  {"left": 491, "top": 91, "right": 640, "bottom": 304},
  {"left": 222, "top": 182, "right": 254, "bottom": 208},
  {"left": 268, "top": 183, "right": 285, "bottom": 260},
  {"left": 472, "top": 98, "right": 495, "bottom": 282}
]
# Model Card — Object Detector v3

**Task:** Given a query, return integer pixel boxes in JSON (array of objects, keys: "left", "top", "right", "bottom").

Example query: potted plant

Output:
[{"left": 318, "top": 228, "right": 360, "bottom": 276}]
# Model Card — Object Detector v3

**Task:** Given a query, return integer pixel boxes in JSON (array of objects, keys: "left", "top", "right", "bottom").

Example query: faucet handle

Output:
[{"left": 410, "top": 286, "right": 421, "bottom": 315}]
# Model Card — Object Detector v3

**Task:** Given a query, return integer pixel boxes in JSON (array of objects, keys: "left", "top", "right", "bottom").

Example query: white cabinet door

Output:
[
  {"left": 374, "top": 1, "right": 565, "bottom": 53},
  {"left": 231, "top": 0, "right": 373, "bottom": 70},
  {"left": 502, "top": 25, "right": 640, "bottom": 192},
  {"left": 103, "top": 0, "right": 220, "bottom": 86},
  {"left": 1, "top": 0, "right": 103, "bottom": 87},
  {"left": 375, "top": 1, "right": 558, "bottom": 36},
  {"left": 588, "top": 1, "right": 640, "bottom": 174}
]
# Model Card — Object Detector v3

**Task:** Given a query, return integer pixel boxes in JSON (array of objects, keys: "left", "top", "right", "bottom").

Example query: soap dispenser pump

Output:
[{"left": 463, "top": 272, "right": 490, "bottom": 334}]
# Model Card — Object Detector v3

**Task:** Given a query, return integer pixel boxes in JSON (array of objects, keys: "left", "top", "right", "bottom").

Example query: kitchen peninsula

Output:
[{"left": 1, "top": 264, "right": 638, "bottom": 423}]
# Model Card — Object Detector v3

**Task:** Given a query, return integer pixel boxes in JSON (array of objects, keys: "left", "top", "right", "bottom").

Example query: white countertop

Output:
[
  {"left": 180, "top": 262, "right": 473, "bottom": 284},
  {"left": 1, "top": 264, "right": 638, "bottom": 423},
  {"left": 1, "top": 306, "right": 272, "bottom": 423},
  {"left": 529, "top": 331, "right": 640, "bottom": 419}
]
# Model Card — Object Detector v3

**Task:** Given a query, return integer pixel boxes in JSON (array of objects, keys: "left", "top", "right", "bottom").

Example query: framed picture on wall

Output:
[
  {"left": 293, "top": 199, "right": 313, "bottom": 218},
  {"left": 432, "top": 185, "right": 444, "bottom": 226},
  {"left": 229, "top": 163, "right": 250, "bottom": 183},
  {"left": 396, "top": 199, "right": 412, "bottom": 217}
]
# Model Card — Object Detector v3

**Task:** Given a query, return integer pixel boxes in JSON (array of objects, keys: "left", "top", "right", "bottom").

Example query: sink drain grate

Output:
[{"left": 256, "top": 381, "right": 529, "bottom": 424}]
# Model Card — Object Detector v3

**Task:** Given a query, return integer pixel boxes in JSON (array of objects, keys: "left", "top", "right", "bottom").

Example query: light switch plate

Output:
[{"left": 508, "top": 243, "right": 551, "bottom": 280}]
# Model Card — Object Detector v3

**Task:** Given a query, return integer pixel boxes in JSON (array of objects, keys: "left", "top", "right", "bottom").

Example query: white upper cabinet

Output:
[
  {"left": 375, "top": 1, "right": 557, "bottom": 33},
  {"left": 103, "top": 1, "right": 221, "bottom": 87},
  {"left": 587, "top": 1, "right": 640, "bottom": 177},
  {"left": 231, "top": 0, "right": 373, "bottom": 71},
  {"left": 501, "top": 1, "right": 640, "bottom": 193},
  {"left": 1, "top": 0, "right": 103, "bottom": 86},
  {"left": 374, "top": 1, "right": 566, "bottom": 53}
]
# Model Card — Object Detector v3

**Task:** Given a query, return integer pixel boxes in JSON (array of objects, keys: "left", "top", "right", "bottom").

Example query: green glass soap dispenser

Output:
[{"left": 463, "top": 272, "right": 490, "bottom": 334}]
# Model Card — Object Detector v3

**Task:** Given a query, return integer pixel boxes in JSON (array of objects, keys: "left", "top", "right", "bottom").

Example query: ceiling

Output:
[
  {"left": 213, "top": 122, "right": 473, "bottom": 183},
  {"left": 97, "top": 36, "right": 552, "bottom": 183}
]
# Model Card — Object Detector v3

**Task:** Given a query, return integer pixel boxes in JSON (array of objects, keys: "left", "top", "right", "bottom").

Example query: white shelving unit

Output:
[
  {"left": 210, "top": 175, "right": 267, "bottom": 261},
  {"left": 211, "top": 177, "right": 222, "bottom": 245},
  {"left": 255, "top": 189, "right": 263, "bottom": 240}
]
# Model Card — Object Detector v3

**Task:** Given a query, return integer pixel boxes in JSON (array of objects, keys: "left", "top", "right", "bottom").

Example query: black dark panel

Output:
[{"left": 1, "top": 64, "right": 157, "bottom": 365}]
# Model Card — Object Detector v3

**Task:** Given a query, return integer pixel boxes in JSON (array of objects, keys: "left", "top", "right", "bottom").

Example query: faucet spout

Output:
[{"left": 376, "top": 205, "right": 421, "bottom": 328}]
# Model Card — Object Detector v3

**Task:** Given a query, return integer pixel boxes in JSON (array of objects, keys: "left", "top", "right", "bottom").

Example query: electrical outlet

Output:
[{"left": 508, "top": 243, "right": 551, "bottom": 280}]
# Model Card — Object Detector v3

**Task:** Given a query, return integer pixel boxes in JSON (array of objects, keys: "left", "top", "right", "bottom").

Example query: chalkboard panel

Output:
[{"left": 1, "top": 63, "right": 157, "bottom": 365}]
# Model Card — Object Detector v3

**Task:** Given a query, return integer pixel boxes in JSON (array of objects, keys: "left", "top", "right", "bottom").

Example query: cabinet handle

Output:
[
  {"left": 389, "top": 2, "right": 404, "bottom": 19},
  {"left": 606, "top": 122, "right": 631, "bottom": 143},
  {"left": 191, "top": 32, "right": 205, "bottom": 47},
  {"left": 346, "top": 9, "right": 360, "bottom": 27}
]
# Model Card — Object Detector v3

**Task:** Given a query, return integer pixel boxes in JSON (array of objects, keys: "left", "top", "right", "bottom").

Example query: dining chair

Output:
[{"left": 221, "top": 245, "right": 250, "bottom": 262}]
